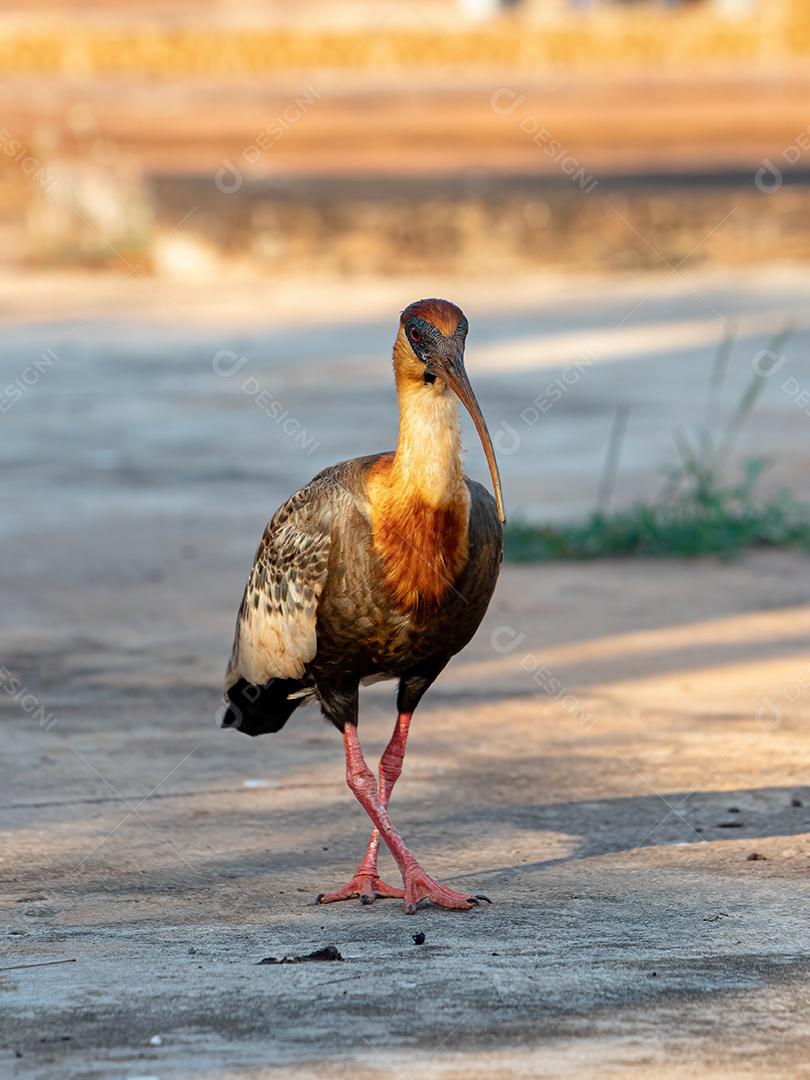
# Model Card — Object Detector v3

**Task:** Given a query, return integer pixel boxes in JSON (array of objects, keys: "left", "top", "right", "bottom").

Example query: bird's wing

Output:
[{"left": 226, "top": 471, "right": 353, "bottom": 687}]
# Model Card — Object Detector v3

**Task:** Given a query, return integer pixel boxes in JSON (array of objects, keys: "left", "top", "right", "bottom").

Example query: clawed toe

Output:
[
  {"left": 372, "top": 878, "right": 405, "bottom": 900},
  {"left": 317, "top": 877, "right": 491, "bottom": 914},
  {"left": 402, "top": 870, "right": 493, "bottom": 914},
  {"left": 316, "top": 875, "right": 403, "bottom": 906}
]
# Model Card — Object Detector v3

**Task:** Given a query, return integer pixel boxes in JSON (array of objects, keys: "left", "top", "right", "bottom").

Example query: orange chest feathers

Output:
[{"left": 366, "top": 456, "right": 470, "bottom": 613}]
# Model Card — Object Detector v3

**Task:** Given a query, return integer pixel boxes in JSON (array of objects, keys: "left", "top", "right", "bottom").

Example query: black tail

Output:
[{"left": 220, "top": 677, "right": 305, "bottom": 737}]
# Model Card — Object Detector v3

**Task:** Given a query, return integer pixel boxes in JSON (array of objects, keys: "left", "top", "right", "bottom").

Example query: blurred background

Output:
[
  {"left": 4, "top": 0, "right": 810, "bottom": 279},
  {"left": 2, "top": 0, "right": 810, "bottom": 535}
]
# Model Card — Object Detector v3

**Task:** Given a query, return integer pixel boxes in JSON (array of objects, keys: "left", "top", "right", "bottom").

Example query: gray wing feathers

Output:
[{"left": 226, "top": 475, "right": 343, "bottom": 686}]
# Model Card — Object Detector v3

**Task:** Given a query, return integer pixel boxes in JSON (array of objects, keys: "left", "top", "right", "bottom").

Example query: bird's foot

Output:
[
  {"left": 316, "top": 872, "right": 404, "bottom": 906},
  {"left": 401, "top": 866, "right": 491, "bottom": 915}
]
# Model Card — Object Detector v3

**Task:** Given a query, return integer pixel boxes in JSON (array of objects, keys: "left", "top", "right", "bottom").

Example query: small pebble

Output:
[
  {"left": 791, "top": 797, "right": 803, "bottom": 808},
  {"left": 148, "top": 1035, "right": 163, "bottom": 1046},
  {"left": 412, "top": 932, "right": 426, "bottom": 945},
  {"left": 747, "top": 852, "right": 767, "bottom": 861}
]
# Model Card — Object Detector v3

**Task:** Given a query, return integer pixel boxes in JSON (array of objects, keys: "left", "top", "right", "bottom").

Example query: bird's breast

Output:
[{"left": 366, "top": 455, "right": 470, "bottom": 613}]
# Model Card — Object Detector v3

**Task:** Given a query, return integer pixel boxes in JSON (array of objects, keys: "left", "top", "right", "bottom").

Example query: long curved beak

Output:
[{"left": 431, "top": 350, "right": 506, "bottom": 524}]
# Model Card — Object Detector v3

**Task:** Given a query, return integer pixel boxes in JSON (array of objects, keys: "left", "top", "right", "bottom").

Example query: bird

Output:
[{"left": 220, "top": 298, "right": 505, "bottom": 914}]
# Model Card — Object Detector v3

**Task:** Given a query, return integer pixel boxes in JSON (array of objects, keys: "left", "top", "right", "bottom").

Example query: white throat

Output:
[{"left": 393, "top": 382, "right": 466, "bottom": 508}]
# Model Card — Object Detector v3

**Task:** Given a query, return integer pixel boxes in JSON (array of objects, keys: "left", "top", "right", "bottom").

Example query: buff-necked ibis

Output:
[{"left": 221, "top": 299, "right": 505, "bottom": 913}]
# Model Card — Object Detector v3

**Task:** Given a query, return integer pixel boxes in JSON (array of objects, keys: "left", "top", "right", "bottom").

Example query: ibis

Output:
[{"left": 221, "top": 298, "right": 505, "bottom": 913}]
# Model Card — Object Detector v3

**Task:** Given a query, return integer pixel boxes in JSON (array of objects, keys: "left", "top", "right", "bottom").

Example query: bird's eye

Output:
[{"left": 409, "top": 326, "right": 422, "bottom": 344}]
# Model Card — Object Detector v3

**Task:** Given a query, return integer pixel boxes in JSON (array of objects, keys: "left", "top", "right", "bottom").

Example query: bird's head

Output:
[{"left": 394, "top": 298, "right": 505, "bottom": 523}]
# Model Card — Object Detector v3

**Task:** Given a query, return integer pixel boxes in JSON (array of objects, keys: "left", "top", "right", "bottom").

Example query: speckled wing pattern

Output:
[{"left": 225, "top": 472, "right": 348, "bottom": 687}]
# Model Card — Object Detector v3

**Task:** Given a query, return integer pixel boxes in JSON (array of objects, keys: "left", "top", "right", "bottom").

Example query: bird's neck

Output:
[
  {"left": 390, "top": 374, "right": 467, "bottom": 509},
  {"left": 365, "top": 367, "right": 470, "bottom": 613}
]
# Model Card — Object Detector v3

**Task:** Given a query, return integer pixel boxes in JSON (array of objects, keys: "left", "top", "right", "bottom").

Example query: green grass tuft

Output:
[
  {"left": 505, "top": 466, "right": 810, "bottom": 562},
  {"left": 504, "top": 328, "right": 810, "bottom": 562}
]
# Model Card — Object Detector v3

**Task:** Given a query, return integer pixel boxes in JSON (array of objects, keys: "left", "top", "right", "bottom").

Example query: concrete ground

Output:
[{"left": 3, "top": 269, "right": 810, "bottom": 1078}]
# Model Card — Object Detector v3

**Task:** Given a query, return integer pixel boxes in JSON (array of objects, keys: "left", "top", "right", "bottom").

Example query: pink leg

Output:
[
  {"left": 338, "top": 723, "right": 490, "bottom": 915},
  {"left": 317, "top": 713, "right": 411, "bottom": 905}
]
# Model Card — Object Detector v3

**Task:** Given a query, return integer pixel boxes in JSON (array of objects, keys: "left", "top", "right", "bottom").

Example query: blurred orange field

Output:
[
  {"left": 2, "top": 64, "right": 810, "bottom": 275},
  {"left": 2, "top": 2, "right": 809, "bottom": 275},
  {"left": 0, "top": 9, "right": 809, "bottom": 76},
  {"left": 3, "top": 70, "right": 810, "bottom": 178}
]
